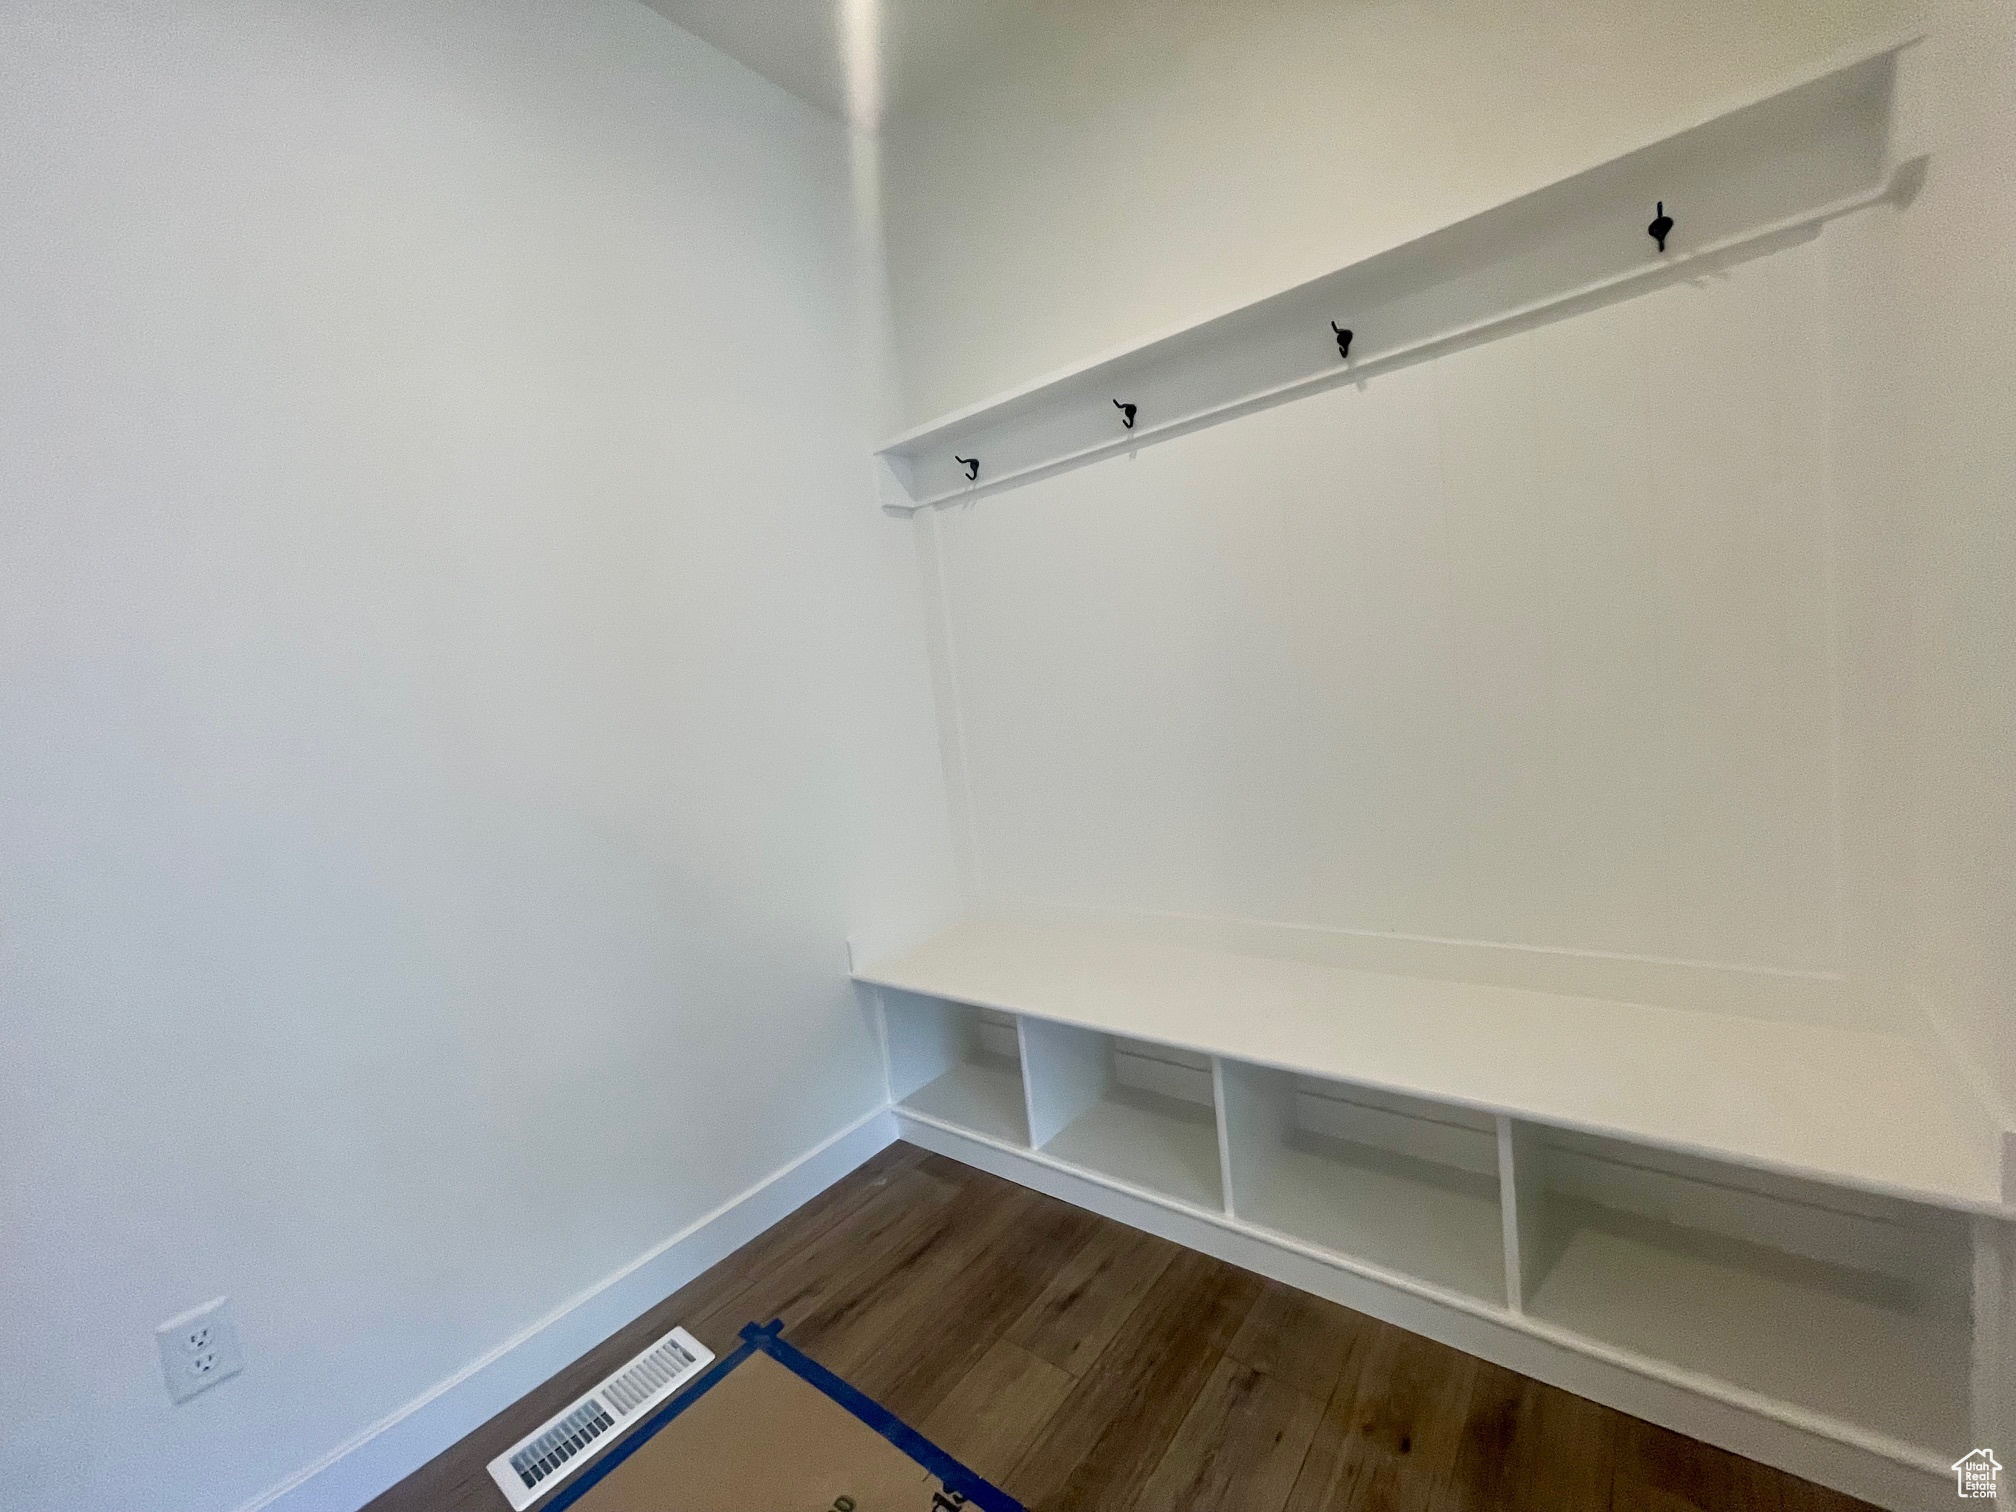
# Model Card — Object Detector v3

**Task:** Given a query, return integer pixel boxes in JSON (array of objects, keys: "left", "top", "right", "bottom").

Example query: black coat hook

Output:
[
  {"left": 1114, "top": 400, "right": 1137, "bottom": 430},
  {"left": 954, "top": 454, "right": 979, "bottom": 481},
  {"left": 1331, "top": 322, "right": 1354, "bottom": 360},
  {"left": 1648, "top": 201, "right": 1674, "bottom": 253}
]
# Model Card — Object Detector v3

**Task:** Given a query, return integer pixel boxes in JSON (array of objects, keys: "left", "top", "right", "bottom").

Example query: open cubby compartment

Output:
[
  {"left": 880, "top": 989, "right": 1029, "bottom": 1147},
  {"left": 1218, "top": 1063, "right": 1508, "bottom": 1304},
  {"left": 1504, "top": 1121, "right": 1974, "bottom": 1456},
  {"left": 1020, "top": 1023, "right": 1224, "bottom": 1212}
]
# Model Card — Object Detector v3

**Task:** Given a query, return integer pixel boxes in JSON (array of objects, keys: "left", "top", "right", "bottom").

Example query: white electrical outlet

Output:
[{"left": 156, "top": 1297, "right": 244, "bottom": 1404}]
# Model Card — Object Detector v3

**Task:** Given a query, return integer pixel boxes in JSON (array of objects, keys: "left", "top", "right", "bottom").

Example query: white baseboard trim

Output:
[
  {"left": 896, "top": 1115, "right": 1949, "bottom": 1512},
  {"left": 236, "top": 1106, "right": 899, "bottom": 1512}
]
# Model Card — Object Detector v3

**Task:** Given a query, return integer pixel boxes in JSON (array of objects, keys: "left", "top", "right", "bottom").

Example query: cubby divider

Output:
[{"left": 1497, "top": 1117, "right": 1552, "bottom": 1313}]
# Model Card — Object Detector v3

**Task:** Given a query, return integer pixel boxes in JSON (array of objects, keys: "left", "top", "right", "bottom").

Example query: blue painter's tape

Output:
[
  {"left": 746, "top": 1323, "right": 1023, "bottom": 1512},
  {"left": 536, "top": 1319, "right": 1022, "bottom": 1512}
]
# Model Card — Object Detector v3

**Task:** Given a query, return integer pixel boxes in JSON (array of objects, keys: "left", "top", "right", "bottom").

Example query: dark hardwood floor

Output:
[{"left": 364, "top": 1141, "right": 1876, "bottom": 1512}]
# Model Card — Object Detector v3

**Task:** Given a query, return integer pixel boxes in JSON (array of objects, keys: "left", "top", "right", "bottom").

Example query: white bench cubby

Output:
[
  {"left": 883, "top": 990, "right": 1030, "bottom": 1148},
  {"left": 1220, "top": 1066, "right": 1506, "bottom": 1305},
  {"left": 860, "top": 918, "right": 2013, "bottom": 1512},
  {"left": 1022, "top": 1024, "right": 1222, "bottom": 1211},
  {"left": 1510, "top": 1126, "right": 1973, "bottom": 1456}
]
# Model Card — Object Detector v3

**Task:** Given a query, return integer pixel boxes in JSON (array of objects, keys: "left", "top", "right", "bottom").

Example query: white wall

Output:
[
  {"left": 925, "top": 243, "right": 1852, "bottom": 991},
  {"left": 0, "top": 5, "right": 955, "bottom": 1511},
  {"left": 1860, "top": 2, "right": 2016, "bottom": 1121},
  {"left": 879, "top": 0, "right": 2013, "bottom": 1111}
]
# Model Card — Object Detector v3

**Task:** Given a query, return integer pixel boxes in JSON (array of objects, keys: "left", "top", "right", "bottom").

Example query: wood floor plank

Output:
[
  {"left": 1610, "top": 1413, "right": 1791, "bottom": 1512},
  {"left": 874, "top": 1193, "right": 1104, "bottom": 1421},
  {"left": 1431, "top": 1360, "right": 1619, "bottom": 1512},
  {"left": 784, "top": 1167, "right": 1035, "bottom": 1375},
  {"left": 1431, "top": 1358, "right": 1527, "bottom": 1512},
  {"left": 683, "top": 1160, "right": 961, "bottom": 1357},
  {"left": 359, "top": 1142, "right": 1888, "bottom": 1512},
  {"left": 807, "top": 1178, "right": 1100, "bottom": 1422},
  {"left": 917, "top": 1338, "right": 1077, "bottom": 1485},
  {"left": 1125, "top": 1354, "right": 1326, "bottom": 1512},
  {"left": 916, "top": 1149, "right": 992, "bottom": 1188},
  {"left": 1227, "top": 1277, "right": 1382, "bottom": 1402},
  {"left": 1284, "top": 1320, "right": 1477, "bottom": 1512},
  {"left": 1777, "top": 1475, "right": 1884, "bottom": 1512},
  {"left": 1004, "top": 1246, "right": 1265, "bottom": 1512},
  {"left": 1510, "top": 1376, "right": 1622, "bottom": 1512},
  {"left": 657, "top": 1142, "right": 934, "bottom": 1348},
  {"left": 1005, "top": 1218, "right": 1181, "bottom": 1377}
]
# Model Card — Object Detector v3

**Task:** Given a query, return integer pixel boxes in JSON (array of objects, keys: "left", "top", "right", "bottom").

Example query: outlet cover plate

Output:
[{"left": 156, "top": 1297, "right": 244, "bottom": 1404}]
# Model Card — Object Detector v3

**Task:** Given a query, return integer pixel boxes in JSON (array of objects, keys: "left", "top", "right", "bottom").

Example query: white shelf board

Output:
[
  {"left": 872, "top": 34, "right": 1919, "bottom": 513},
  {"left": 853, "top": 917, "right": 2006, "bottom": 1214},
  {"left": 1040, "top": 1089, "right": 1223, "bottom": 1211},
  {"left": 1236, "top": 1137, "right": 1506, "bottom": 1305},
  {"left": 897, "top": 1059, "right": 1029, "bottom": 1147},
  {"left": 1528, "top": 1213, "right": 1969, "bottom": 1455}
]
